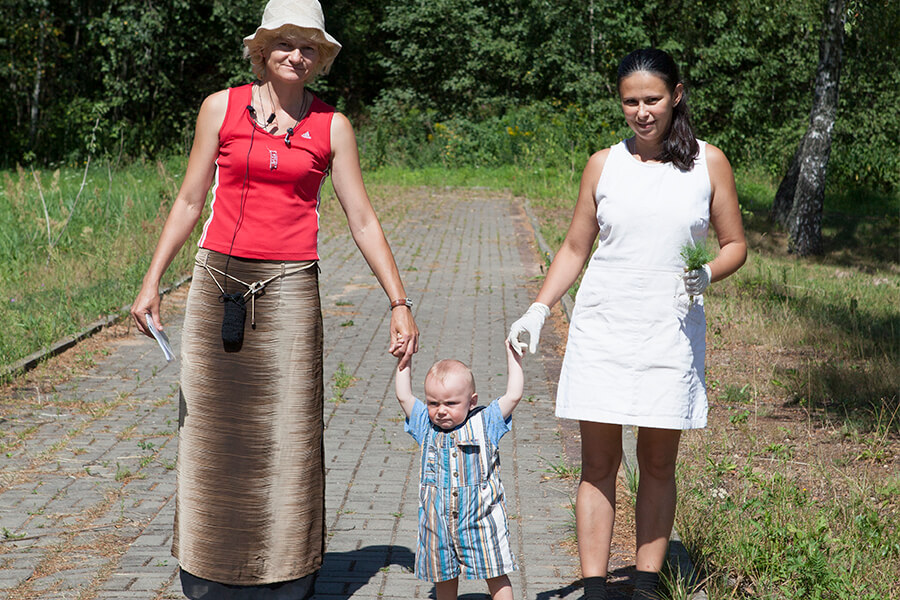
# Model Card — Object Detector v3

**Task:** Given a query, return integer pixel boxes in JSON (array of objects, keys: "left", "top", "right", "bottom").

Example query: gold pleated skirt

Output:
[{"left": 173, "top": 248, "right": 324, "bottom": 585}]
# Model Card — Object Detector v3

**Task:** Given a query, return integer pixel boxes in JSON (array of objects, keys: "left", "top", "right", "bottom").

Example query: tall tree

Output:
[{"left": 771, "top": 0, "right": 846, "bottom": 255}]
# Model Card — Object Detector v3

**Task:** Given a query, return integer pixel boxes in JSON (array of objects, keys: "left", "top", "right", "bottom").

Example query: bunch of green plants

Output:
[
  {"left": 680, "top": 240, "right": 717, "bottom": 302},
  {"left": 680, "top": 241, "right": 716, "bottom": 272}
]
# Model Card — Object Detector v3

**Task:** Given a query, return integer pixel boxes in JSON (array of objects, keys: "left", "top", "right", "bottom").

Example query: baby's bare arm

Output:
[
  {"left": 498, "top": 340, "right": 524, "bottom": 418},
  {"left": 395, "top": 358, "right": 416, "bottom": 418}
]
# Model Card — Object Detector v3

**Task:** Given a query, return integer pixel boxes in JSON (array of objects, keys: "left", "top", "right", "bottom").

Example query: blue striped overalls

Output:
[{"left": 406, "top": 399, "right": 517, "bottom": 581}]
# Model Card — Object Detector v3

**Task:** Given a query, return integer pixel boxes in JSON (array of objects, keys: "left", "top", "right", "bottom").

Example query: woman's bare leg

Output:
[
  {"left": 576, "top": 421, "right": 623, "bottom": 578},
  {"left": 634, "top": 427, "right": 681, "bottom": 573}
]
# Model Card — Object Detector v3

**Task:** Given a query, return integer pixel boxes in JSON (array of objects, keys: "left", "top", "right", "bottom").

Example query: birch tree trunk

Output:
[
  {"left": 775, "top": 0, "right": 845, "bottom": 255},
  {"left": 29, "top": 19, "right": 46, "bottom": 150}
]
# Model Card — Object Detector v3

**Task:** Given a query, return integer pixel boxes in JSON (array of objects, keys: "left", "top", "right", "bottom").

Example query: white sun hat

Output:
[{"left": 243, "top": 0, "right": 342, "bottom": 59}]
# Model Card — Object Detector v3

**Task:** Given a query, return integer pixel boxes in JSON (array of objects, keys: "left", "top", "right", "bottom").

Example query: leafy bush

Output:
[{"left": 357, "top": 98, "right": 627, "bottom": 173}]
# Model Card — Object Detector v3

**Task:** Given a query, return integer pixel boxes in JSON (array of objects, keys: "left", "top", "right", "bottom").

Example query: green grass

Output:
[
  {"left": 542, "top": 457, "right": 582, "bottom": 480},
  {"left": 677, "top": 456, "right": 900, "bottom": 600},
  {"left": 363, "top": 163, "right": 582, "bottom": 203},
  {"left": 713, "top": 258, "right": 898, "bottom": 428},
  {"left": 328, "top": 362, "right": 357, "bottom": 404},
  {"left": 673, "top": 173, "right": 897, "bottom": 598},
  {"left": 0, "top": 158, "right": 203, "bottom": 372}
]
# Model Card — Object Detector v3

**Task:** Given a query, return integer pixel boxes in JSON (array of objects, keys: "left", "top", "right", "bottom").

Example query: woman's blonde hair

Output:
[{"left": 243, "top": 25, "right": 340, "bottom": 81}]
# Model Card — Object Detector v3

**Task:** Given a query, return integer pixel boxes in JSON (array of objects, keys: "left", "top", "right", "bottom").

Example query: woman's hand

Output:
[
  {"left": 131, "top": 281, "right": 162, "bottom": 338},
  {"left": 507, "top": 302, "right": 550, "bottom": 355},
  {"left": 683, "top": 264, "right": 712, "bottom": 296},
  {"left": 389, "top": 307, "right": 419, "bottom": 370}
]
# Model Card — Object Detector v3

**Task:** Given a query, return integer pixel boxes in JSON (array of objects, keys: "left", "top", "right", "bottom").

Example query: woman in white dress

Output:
[{"left": 508, "top": 49, "right": 747, "bottom": 600}]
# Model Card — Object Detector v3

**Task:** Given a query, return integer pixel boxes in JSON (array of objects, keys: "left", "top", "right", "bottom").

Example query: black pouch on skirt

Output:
[{"left": 221, "top": 292, "right": 246, "bottom": 351}]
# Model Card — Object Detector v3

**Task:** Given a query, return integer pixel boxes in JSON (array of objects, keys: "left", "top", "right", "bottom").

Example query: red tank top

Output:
[{"left": 198, "top": 84, "right": 334, "bottom": 260}]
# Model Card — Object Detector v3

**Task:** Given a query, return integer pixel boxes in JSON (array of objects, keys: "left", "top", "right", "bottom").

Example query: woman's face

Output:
[
  {"left": 619, "top": 71, "right": 683, "bottom": 148},
  {"left": 263, "top": 35, "right": 321, "bottom": 84}
]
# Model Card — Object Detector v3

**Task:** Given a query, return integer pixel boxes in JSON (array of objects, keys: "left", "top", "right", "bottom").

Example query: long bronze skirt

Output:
[{"left": 173, "top": 248, "right": 324, "bottom": 586}]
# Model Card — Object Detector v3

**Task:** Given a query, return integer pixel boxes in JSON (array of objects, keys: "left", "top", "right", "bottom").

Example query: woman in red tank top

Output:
[{"left": 129, "top": 1, "right": 418, "bottom": 598}]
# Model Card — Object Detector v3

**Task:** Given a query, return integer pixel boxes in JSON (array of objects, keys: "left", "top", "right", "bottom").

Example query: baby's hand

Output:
[
  {"left": 506, "top": 339, "right": 523, "bottom": 365},
  {"left": 499, "top": 339, "right": 525, "bottom": 418}
]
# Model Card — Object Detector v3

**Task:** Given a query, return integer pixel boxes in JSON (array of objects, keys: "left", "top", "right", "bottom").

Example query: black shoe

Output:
[
  {"left": 582, "top": 575, "right": 609, "bottom": 600},
  {"left": 631, "top": 570, "right": 660, "bottom": 600}
]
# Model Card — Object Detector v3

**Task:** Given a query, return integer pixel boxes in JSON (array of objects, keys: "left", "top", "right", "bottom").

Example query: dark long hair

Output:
[{"left": 617, "top": 48, "right": 699, "bottom": 171}]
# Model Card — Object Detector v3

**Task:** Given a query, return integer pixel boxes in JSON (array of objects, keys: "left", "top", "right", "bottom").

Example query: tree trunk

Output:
[
  {"left": 589, "top": 1, "right": 595, "bottom": 72},
  {"left": 775, "top": 0, "right": 845, "bottom": 256},
  {"left": 30, "top": 66, "right": 43, "bottom": 149},
  {"left": 29, "top": 19, "right": 46, "bottom": 151}
]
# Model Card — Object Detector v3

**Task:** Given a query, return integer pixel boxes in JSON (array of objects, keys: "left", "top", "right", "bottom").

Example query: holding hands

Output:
[
  {"left": 388, "top": 303, "right": 419, "bottom": 370},
  {"left": 507, "top": 302, "right": 550, "bottom": 356}
]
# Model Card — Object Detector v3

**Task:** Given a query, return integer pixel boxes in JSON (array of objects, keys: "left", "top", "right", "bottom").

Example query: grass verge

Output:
[{"left": 0, "top": 158, "right": 203, "bottom": 373}]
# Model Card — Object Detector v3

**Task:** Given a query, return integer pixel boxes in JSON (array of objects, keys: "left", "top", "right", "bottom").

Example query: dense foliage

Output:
[{"left": 1, "top": 0, "right": 897, "bottom": 190}]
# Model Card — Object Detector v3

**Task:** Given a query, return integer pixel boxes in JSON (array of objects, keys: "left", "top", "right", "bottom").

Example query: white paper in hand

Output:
[{"left": 145, "top": 314, "right": 175, "bottom": 362}]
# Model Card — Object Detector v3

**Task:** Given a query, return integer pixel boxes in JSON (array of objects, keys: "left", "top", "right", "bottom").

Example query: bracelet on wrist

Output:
[{"left": 390, "top": 297, "right": 413, "bottom": 310}]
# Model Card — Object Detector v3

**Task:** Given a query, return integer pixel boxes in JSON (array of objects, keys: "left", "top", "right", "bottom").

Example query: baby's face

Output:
[{"left": 424, "top": 374, "right": 477, "bottom": 430}]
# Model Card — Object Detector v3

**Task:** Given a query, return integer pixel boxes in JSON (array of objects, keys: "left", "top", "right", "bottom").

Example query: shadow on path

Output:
[{"left": 314, "top": 544, "right": 415, "bottom": 599}]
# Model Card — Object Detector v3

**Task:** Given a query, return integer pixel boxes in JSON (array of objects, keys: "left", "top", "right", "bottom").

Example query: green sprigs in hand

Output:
[
  {"left": 680, "top": 240, "right": 716, "bottom": 271},
  {"left": 680, "top": 240, "right": 716, "bottom": 304}
]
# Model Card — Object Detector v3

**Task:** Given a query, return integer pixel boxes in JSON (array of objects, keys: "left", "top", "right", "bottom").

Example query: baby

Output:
[{"left": 395, "top": 341, "right": 524, "bottom": 600}]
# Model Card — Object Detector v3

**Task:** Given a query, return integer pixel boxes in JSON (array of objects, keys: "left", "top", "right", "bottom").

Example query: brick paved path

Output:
[{"left": 0, "top": 190, "right": 592, "bottom": 599}]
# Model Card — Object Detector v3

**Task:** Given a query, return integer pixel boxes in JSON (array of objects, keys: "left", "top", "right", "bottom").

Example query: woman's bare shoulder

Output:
[
  {"left": 704, "top": 142, "right": 733, "bottom": 173},
  {"left": 584, "top": 147, "right": 612, "bottom": 177},
  {"left": 200, "top": 89, "right": 230, "bottom": 114},
  {"left": 195, "top": 89, "right": 230, "bottom": 133}
]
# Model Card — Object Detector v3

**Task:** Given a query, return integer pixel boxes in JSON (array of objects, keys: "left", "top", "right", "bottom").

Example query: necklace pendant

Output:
[{"left": 269, "top": 149, "right": 278, "bottom": 170}]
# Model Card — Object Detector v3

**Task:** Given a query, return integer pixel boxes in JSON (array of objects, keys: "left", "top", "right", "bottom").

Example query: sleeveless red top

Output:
[{"left": 198, "top": 84, "right": 334, "bottom": 260}]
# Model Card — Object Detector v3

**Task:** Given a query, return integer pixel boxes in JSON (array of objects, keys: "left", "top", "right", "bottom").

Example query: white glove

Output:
[
  {"left": 683, "top": 264, "right": 712, "bottom": 296},
  {"left": 507, "top": 302, "right": 550, "bottom": 355}
]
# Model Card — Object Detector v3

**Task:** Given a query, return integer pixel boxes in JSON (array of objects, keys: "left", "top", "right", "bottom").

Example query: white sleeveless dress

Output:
[{"left": 555, "top": 140, "right": 711, "bottom": 429}]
